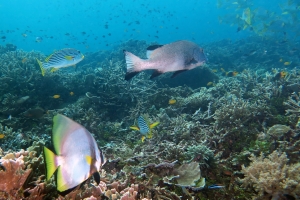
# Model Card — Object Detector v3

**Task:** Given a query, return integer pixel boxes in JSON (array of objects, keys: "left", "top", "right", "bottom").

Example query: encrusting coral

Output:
[
  {"left": 240, "top": 150, "right": 300, "bottom": 200},
  {"left": 0, "top": 150, "right": 32, "bottom": 199}
]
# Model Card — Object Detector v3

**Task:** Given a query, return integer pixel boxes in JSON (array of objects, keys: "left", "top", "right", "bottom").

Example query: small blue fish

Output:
[
  {"left": 208, "top": 184, "right": 225, "bottom": 189},
  {"left": 36, "top": 37, "right": 43, "bottom": 43}
]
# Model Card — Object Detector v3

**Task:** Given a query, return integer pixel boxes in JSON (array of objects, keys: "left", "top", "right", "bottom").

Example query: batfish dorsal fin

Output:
[
  {"left": 52, "top": 114, "right": 82, "bottom": 155},
  {"left": 146, "top": 44, "right": 163, "bottom": 58}
]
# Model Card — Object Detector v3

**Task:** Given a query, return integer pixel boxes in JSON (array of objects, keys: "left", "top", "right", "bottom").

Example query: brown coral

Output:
[{"left": 240, "top": 150, "right": 300, "bottom": 199}]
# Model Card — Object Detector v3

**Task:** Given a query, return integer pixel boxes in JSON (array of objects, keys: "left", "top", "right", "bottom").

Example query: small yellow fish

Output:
[
  {"left": 70, "top": 92, "right": 74, "bottom": 96},
  {"left": 282, "top": 11, "right": 289, "bottom": 15},
  {"left": 207, "top": 82, "right": 214, "bottom": 86},
  {"left": 53, "top": 95, "right": 60, "bottom": 99},
  {"left": 0, "top": 134, "right": 5, "bottom": 139},
  {"left": 284, "top": 61, "right": 291, "bottom": 66},
  {"left": 169, "top": 99, "right": 177, "bottom": 105},
  {"left": 279, "top": 58, "right": 283, "bottom": 62},
  {"left": 280, "top": 71, "right": 288, "bottom": 78},
  {"left": 226, "top": 71, "right": 238, "bottom": 77},
  {"left": 212, "top": 69, "right": 218, "bottom": 73},
  {"left": 22, "top": 33, "right": 27, "bottom": 37},
  {"left": 22, "top": 58, "right": 27, "bottom": 63},
  {"left": 220, "top": 68, "right": 226, "bottom": 72}
]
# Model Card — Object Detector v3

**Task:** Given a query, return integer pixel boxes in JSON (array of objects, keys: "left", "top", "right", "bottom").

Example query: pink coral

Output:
[
  {"left": 0, "top": 155, "right": 32, "bottom": 199},
  {"left": 120, "top": 184, "right": 138, "bottom": 200}
]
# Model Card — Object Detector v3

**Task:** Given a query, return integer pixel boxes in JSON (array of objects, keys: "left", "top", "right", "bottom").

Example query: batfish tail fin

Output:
[
  {"left": 43, "top": 146, "right": 58, "bottom": 180},
  {"left": 123, "top": 50, "right": 144, "bottom": 80},
  {"left": 36, "top": 59, "right": 46, "bottom": 76}
]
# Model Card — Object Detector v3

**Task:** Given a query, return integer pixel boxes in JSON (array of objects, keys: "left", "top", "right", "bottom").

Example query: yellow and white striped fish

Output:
[
  {"left": 37, "top": 48, "right": 84, "bottom": 76},
  {"left": 130, "top": 116, "right": 159, "bottom": 142}
]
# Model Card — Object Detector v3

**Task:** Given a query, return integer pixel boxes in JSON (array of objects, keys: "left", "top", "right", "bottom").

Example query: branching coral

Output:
[
  {"left": 184, "top": 143, "right": 214, "bottom": 167},
  {"left": 240, "top": 150, "right": 300, "bottom": 199},
  {"left": 284, "top": 92, "right": 300, "bottom": 117}
]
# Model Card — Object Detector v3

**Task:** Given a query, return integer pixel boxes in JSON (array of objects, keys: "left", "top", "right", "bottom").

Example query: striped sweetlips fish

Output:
[
  {"left": 36, "top": 48, "right": 84, "bottom": 76},
  {"left": 123, "top": 40, "right": 207, "bottom": 80},
  {"left": 130, "top": 115, "right": 159, "bottom": 142},
  {"left": 43, "top": 114, "right": 105, "bottom": 192}
]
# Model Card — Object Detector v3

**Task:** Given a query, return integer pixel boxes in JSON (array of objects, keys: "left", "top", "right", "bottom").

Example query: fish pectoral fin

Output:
[
  {"left": 50, "top": 68, "right": 59, "bottom": 73},
  {"left": 147, "top": 132, "right": 153, "bottom": 139},
  {"left": 150, "top": 70, "right": 163, "bottom": 79},
  {"left": 93, "top": 172, "right": 101, "bottom": 185},
  {"left": 85, "top": 155, "right": 93, "bottom": 165},
  {"left": 149, "top": 122, "right": 159, "bottom": 129},
  {"left": 171, "top": 70, "right": 188, "bottom": 78},
  {"left": 130, "top": 126, "right": 140, "bottom": 131},
  {"left": 43, "top": 146, "right": 58, "bottom": 180}
]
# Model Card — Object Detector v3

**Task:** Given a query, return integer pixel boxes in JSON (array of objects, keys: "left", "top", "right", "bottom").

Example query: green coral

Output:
[{"left": 184, "top": 144, "right": 214, "bottom": 167}]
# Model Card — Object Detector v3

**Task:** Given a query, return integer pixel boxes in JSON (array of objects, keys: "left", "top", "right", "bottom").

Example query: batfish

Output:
[{"left": 43, "top": 114, "right": 105, "bottom": 192}]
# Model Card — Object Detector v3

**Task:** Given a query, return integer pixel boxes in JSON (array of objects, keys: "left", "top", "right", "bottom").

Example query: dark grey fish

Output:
[{"left": 123, "top": 40, "right": 207, "bottom": 80}]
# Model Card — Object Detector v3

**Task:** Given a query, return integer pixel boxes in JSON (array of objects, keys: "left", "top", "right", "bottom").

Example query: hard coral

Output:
[{"left": 240, "top": 150, "right": 300, "bottom": 200}]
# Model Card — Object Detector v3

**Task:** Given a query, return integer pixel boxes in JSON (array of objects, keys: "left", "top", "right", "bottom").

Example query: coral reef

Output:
[
  {"left": 0, "top": 37, "right": 299, "bottom": 199},
  {"left": 240, "top": 151, "right": 300, "bottom": 200}
]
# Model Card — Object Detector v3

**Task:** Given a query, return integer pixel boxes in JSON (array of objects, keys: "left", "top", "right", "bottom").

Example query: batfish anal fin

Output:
[
  {"left": 93, "top": 171, "right": 101, "bottom": 185},
  {"left": 150, "top": 70, "right": 163, "bottom": 79},
  {"left": 125, "top": 71, "right": 140, "bottom": 80},
  {"left": 171, "top": 70, "right": 188, "bottom": 78}
]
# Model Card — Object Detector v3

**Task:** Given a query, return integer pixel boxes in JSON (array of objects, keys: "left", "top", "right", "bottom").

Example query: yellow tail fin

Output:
[
  {"left": 36, "top": 59, "right": 45, "bottom": 76},
  {"left": 43, "top": 146, "right": 58, "bottom": 180}
]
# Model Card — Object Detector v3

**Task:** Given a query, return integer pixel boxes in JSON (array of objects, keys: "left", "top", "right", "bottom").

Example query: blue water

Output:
[
  {"left": 0, "top": 0, "right": 251, "bottom": 54},
  {"left": 1, "top": 0, "right": 298, "bottom": 54}
]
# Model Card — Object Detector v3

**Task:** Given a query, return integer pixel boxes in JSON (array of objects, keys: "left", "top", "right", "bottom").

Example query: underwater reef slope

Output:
[{"left": 0, "top": 38, "right": 300, "bottom": 199}]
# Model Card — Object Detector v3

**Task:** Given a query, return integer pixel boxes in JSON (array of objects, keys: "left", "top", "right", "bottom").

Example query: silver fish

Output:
[
  {"left": 123, "top": 40, "right": 207, "bottom": 80},
  {"left": 43, "top": 114, "right": 105, "bottom": 192},
  {"left": 36, "top": 48, "right": 84, "bottom": 76}
]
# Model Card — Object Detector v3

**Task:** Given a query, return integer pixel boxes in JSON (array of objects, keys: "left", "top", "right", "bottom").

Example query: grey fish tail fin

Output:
[
  {"left": 123, "top": 50, "right": 143, "bottom": 80},
  {"left": 36, "top": 58, "right": 46, "bottom": 76}
]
